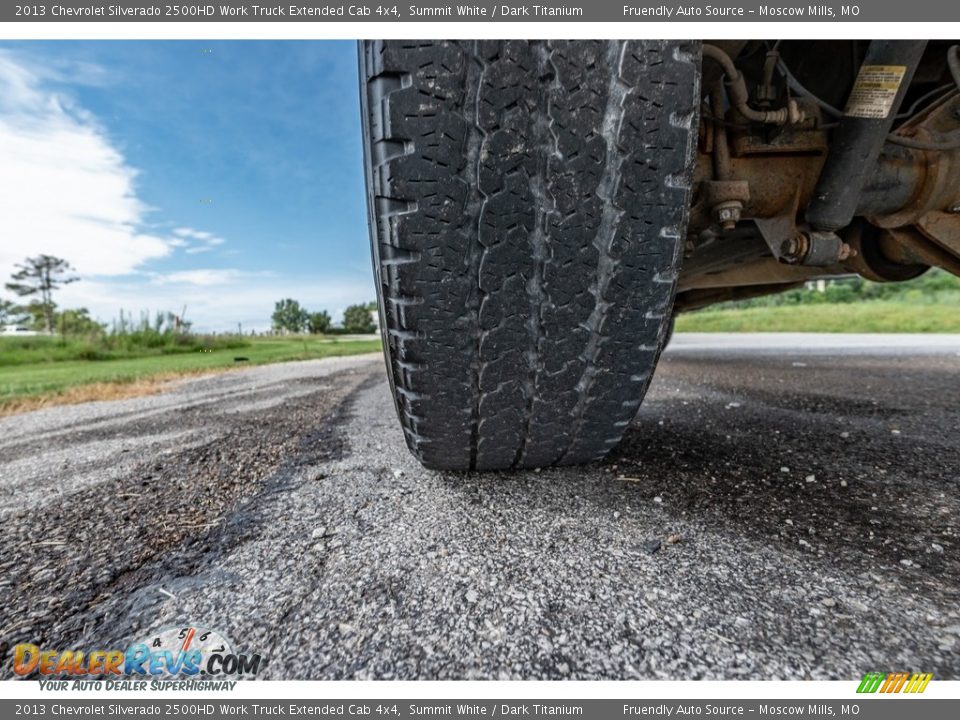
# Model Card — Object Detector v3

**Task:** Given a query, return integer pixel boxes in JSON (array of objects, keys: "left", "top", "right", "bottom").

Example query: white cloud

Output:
[
  {"left": 149, "top": 269, "right": 271, "bottom": 286},
  {"left": 0, "top": 51, "right": 223, "bottom": 281},
  {"left": 173, "top": 228, "right": 213, "bottom": 240},
  {"left": 0, "top": 51, "right": 173, "bottom": 279},
  {"left": 0, "top": 49, "right": 375, "bottom": 333},
  {"left": 172, "top": 228, "right": 226, "bottom": 254},
  {"left": 183, "top": 237, "right": 226, "bottom": 255}
]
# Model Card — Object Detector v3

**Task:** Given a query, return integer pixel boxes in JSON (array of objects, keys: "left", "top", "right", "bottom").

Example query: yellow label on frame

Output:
[{"left": 844, "top": 65, "right": 908, "bottom": 119}]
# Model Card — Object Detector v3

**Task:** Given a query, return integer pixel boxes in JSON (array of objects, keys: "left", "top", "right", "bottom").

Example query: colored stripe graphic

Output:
[
  {"left": 857, "top": 672, "right": 885, "bottom": 693},
  {"left": 857, "top": 672, "right": 932, "bottom": 693},
  {"left": 905, "top": 673, "right": 933, "bottom": 693}
]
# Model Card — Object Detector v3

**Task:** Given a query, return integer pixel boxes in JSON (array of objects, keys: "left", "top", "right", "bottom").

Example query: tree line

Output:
[
  {"left": 1, "top": 254, "right": 380, "bottom": 337},
  {"left": 271, "top": 298, "right": 377, "bottom": 335},
  {"left": 722, "top": 268, "right": 960, "bottom": 309},
  {"left": 0, "top": 255, "right": 102, "bottom": 334}
]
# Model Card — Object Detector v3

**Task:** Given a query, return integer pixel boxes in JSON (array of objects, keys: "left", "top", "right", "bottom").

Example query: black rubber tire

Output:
[
  {"left": 664, "top": 313, "right": 678, "bottom": 349},
  {"left": 360, "top": 40, "right": 701, "bottom": 471}
]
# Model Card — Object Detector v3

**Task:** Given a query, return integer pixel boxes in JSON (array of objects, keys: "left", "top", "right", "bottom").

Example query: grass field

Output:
[
  {"left": 676, "top": 302, "right": 960, "bottom": 334},
  {"left": 3, "top": 293, "right": 957, "bottom": 415},
  {"left": 0, "top": 335, "right": 381, "bottom": 412}
]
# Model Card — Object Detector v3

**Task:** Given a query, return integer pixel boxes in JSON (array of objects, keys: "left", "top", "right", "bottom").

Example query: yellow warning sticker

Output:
[{"left": 844, "top": 65, "right": 907, "bottom": 119}]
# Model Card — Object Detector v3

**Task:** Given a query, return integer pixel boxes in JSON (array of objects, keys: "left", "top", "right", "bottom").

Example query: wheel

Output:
[
  {"left": 664, "top": 313, "right": 677, "bottom": 348},
  {"left": 360, "top": 40, "right": 701, "bottom": 471}
]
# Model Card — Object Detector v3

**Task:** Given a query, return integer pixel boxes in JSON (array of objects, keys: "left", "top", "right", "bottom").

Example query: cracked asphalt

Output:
[{"left": 1, "top": 334, "right": 958, "bottom": 680}]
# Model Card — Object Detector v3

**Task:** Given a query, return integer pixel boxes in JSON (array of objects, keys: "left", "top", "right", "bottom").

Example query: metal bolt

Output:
[
  {"left": 713, "top": 201, "right": 742, "bottom": 232},
  {"left": 718, "top": 208, "right": 738, "bottom": 222},
  {"left": 779, "top": 234, "right": 809, "bottom": 264},
  {"left": 950, "top": 203, "right": 960, "bottom": 214}
]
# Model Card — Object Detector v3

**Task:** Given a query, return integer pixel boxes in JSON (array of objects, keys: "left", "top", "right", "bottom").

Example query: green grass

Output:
[
  {"left": 676, "top": 301, "right": 960, "bottom": 334},
  {"left": 0, "top": 336, "right": 381, "bottom": 405},
  {"left": 0, "top": 333, "right": 250, "bottom": 366}
]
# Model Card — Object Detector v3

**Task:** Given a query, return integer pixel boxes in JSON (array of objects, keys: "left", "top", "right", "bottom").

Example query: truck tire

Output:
[{"left": 360, "top": 40, "right": 700, "bottom": 471}]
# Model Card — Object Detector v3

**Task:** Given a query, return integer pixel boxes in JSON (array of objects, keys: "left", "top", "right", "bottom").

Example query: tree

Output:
[
  {"left": 5, "top": 255, "right": 78, "bottom": 333},
  {"left": 272, "top": 298, "right": 308, "bottom": 334},
  {"left": 343, "top": 303, "right": 377, "bottom": 334},
  {"left": 307, "top": 310, "right": 332, "bottom": 335},
  {"left": 20, "top": 301, "right": 51, "bottom": 331},
  {"left": 56, "top": 308, "right": 105, "bottom": 336},
  {"left": 0, "top": 298, "right": 25, "bottom": 327}
]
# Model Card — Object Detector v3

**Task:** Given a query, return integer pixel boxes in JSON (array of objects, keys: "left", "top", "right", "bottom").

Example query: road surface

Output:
[{"left": 1, "top": 335, "right": 958, "bottom": 679}]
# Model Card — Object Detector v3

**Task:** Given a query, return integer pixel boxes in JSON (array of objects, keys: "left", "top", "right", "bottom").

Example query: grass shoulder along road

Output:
[
  {"left": 0, "top": 336, "right": 382, "bottom": 415},
  {"left": 675, "top": 302, "right": 960, "bottom": 334}
]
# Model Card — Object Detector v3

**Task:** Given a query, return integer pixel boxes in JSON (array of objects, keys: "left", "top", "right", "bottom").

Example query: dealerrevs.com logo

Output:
[{"left": 13, "top": 625, "right": 264, "bottom": 681}]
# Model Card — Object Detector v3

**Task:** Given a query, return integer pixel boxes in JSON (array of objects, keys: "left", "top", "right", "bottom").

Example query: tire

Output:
[
  {"left": 664, "top": 313, "right": 677, "bottom": 349},
  {"left": 360, "top": 40, "right": 701, "bottom": 471}
]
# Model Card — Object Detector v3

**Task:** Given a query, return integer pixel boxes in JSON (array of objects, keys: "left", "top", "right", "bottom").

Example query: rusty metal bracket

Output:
[
  {"left": 878, "top": 225, "right": 960, "bottom": 276},
  {"left": 917, "top": 210, "right": 960, "bottom": 256},
  {"left": 754, "top": 189, "right": 853, "bottom": 267},
  {"left": 753, "top": 188, "right": 802, "bottom": 263},
  {"left": 868, "top": 93, "right": 960, "bottom": 229}
]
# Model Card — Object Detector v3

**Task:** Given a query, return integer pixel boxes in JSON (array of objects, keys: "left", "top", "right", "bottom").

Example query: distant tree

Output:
[
  {"left": 0, "top": 298, "right": 25, "bottom": 327},
  {"left": 272, "top": 298, "right": 308, "bottom": 334},
  {"left": 56, "top": 308, "right": 105, "bottom": 336},
  {"left": 21, "top": 301, "right": 51, "bottom": 331},
  {"left": 343, "top": 303, "right": 377, "bottom": 334},
  {"left": 307, "top": 310, "right": 332, "bottom": 335},
  {"left": 5, "top": 255, "right": 78, "bottom": 333}
]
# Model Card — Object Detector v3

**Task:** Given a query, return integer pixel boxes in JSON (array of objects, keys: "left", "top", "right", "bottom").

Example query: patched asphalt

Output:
[{"left": 1, "top": 336, "right": 958, "bottom": 680}]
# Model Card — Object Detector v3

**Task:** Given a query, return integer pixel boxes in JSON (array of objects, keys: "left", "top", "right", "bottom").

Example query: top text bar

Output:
[{"left": 4, "top": 1, "right": 960, "bottom": 23}]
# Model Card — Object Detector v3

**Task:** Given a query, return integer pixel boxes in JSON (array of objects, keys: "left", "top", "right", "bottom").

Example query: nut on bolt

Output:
[
  {"left": 781, "top": 230, "right": 852, "bottom": 267},
  {"left": 713, "top": 201, "right": 743, "bottom": 231},
  {"left": 779, "top": 234, "right": 809, "bottom": 264},
  {"left": 705, "top": 180, "right": 750, "bottom": 232}
]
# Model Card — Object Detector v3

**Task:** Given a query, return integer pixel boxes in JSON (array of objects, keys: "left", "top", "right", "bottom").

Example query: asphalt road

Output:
[{"left": 1, "top": 334, "right": 958, "bottom": 680}]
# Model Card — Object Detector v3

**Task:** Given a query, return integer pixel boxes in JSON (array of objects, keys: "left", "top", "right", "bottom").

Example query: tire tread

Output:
[{"left": 361, "top": 40, "right": 700, "bottom": 470}]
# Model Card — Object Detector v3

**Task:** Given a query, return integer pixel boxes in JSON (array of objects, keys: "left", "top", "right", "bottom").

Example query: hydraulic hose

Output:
[{"left": 702, "top": 44, "right": 802, "bottom": 125}]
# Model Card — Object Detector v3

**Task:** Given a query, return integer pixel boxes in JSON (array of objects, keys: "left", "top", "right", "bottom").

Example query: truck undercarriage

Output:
[
  {"left": 679, "top": 40, "right": 960, "bottom": 313},
  {"left": 360, "top": 39, "right": 960, "bottom": 470}
]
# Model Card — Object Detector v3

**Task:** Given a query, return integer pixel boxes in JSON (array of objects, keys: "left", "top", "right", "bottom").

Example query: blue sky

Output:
[{"left": 0, "top": 41, "right": 374, "bottom": 331}]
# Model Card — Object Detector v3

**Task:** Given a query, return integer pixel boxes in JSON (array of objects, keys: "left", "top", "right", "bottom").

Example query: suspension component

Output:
[
  {"left": 806, "top": 41, "right": 928, "bottom": 232},
  {"left": 702, "top": 44, "right": 807, "bottom": 126},
  {"left": 705, "top": 180, "right": 750, "bottom": 231},
  {"left": 779, "top": 231, "right": 853, "bottom": 266}
]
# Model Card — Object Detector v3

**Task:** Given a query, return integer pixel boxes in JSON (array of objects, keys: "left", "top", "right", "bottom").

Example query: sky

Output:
[{"left": 0, "top": 41, "right": 374, "bottom": 332}]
